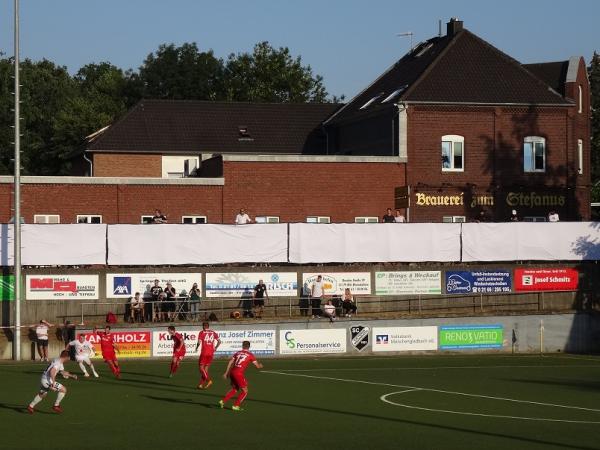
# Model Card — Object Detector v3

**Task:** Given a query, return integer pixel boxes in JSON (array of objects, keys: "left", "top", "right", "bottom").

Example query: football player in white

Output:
[
  {"left": 66, "top": 334, "right": 99, "bottom": 378},
  {"left": 27, "top": 350, "right": 77, "bottom": 414}
]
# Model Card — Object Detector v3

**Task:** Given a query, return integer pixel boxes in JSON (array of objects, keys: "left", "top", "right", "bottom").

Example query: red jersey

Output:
[
  {"left": 198, "top": 330, "right": 219, "bottom": 355},
  {"left": 97, "top": 332, "right": 115, "bottom": 353},
  {"left": 230, "top": 350, "right": 256, "bottom": 373},
  {"left": 172, "top": 332, "right": 186, "bottom": 355}
]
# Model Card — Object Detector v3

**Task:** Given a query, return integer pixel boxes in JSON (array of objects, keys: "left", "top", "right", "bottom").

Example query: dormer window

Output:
[{"left": 359, "top": 93, "right": 383, "bottom": 110}]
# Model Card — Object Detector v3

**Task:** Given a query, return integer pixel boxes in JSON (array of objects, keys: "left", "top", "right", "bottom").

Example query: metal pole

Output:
[{"left": 13, "top": 0, "right": 22, "bottom": 361}]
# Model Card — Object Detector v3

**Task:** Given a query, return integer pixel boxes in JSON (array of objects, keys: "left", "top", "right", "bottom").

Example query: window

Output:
[
  {"left": 182, "top": 215, "right": 207, "bottom": 224},
  {"left": 34, "top": 214, "right": 60, "bottom": 224},
  {"left": 306, "top": 216, "right": 331, "bottom": 224},
  {"left": 578, "top": 139, "right": 583, "bottom": 175},
  {"left": 382, "top": 86, "right": 408, "bottom": 103},
  {"left": 77, "top": 215, "right": 102, "bottom": 224},
  {"left": 167, "top": 172, "right": 184, "bottom": 179},
  {"left": 255, "top": 216, "right": 280, "bottom": 224},
  {"left": 442, "top": 216, "right": 465, "bottom": 223},
  {"left": 359, "top": 94, "right": 383, "bottom": 110},
  {"left": 355, "top": 217, "right": 379, "bottom": 223},
  {"left": 578, "top": 85, "right": 583, "bottom": 114},
  {"left": 523, "top": 216, "right": 546, "bottom": 222},
  {"left": 441, "top": 135, "right": 464, "bottom": 171},
  {"left": 141, "top": 215, "right": 153, "bottom": 224},
  {"left": 523, "top": 136, "right": 546, "bottom": 172}
]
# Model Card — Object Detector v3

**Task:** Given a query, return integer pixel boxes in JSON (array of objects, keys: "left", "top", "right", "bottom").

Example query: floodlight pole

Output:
[{"left": 13, "top": 0, "right": 22, "bottom": 361}]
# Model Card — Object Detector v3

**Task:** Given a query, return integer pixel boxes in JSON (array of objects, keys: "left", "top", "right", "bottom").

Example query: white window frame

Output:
[
  {"left": 442, "top": 216, "right": 466, "bottom": 223},
  {"left": 167, "top": 172, "right": 184, "bottom": 179},
  {"left": 578, "top": 85, "right": 583, "bottom": 114},
  {"left": 306, "top": 216, "right": 331, "bottom": 224},
  {"left": 34, "top": 214, "right": 60, "bottom": 224},
  {"left": 354, "top": 217, "right": 379, "bottom": 223},
  {"left": 523, "top": 136, "right": 546, "bottom": 173},
  {"left": 76, "top": 214, "right": 102, "bottom": 224},
  {"left": 255, "top": 216, "right": 280, "bottom": 224},
  {"left": 577, "top": 139, "right": 583, "bottom": 175},
  {"left": 523, "top": 216, "right": 546, "bottom": 223},
  {"left": 441, "top": 135, "right": 464, "bottom": 172},
  {"left": 181, "top": 215, "right": 207, "bottom": 224},
  {"left": 141, "top": 215, "right": 154, "bottom": 224}
]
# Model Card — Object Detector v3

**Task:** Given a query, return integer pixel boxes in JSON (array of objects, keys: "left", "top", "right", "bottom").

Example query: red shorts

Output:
[
  {"left": 230, "top": 371, "right": 248, "bottom": 389},
  {"left": 199, "top": 353, "right": 214, "bottom": 366},
  {"left": 102, "top": 352, "right": 116, "bottom": 362},
  {"left": 173, "top": 349, "right": 186, "bottom": 359}
]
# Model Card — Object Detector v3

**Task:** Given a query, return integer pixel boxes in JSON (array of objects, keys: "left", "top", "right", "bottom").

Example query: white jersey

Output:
[
  {"left": 42, "top": 358, "right": 64, "bottom": 380},
  {"left": 35, "top": 324, "right": 49, "bottom": 341},
  {"left": 69, "top": 339, "right": 94, "bottom": 357},
  {"left": 311, "top": 280, "right": 324, "bottom": 298}
]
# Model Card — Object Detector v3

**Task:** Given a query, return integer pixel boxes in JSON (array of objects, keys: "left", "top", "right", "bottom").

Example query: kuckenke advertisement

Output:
[
  {"left": 205, "top": 272, "right": 297, "bottom": 298},
  {"left": 26, "top": 275, "right": 99, "bottom": 300},
  {"left": 302, "top": 272, "right": 372, "bottom": 295},
  {"left": 106, "top": 273, "right": 202, "bottom": 298}
]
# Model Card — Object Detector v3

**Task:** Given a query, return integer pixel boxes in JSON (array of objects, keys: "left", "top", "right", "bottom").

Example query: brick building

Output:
[{"left": 0, "top": 19, "right": 591, "bottom": 224}]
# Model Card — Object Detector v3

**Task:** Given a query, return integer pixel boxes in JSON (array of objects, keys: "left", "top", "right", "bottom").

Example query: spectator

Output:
[
  {"left": 240, "top": 288, "right": 254, "bottom": 318},
  {"left": 129, "top": 292, "right": 145, "bottom": 323},
  {"left": 394, "top": 209, "right": 405, "bottom": 223},
  {"left": 189, "top": 282, "right": 202, "bottom": 320},
  {"left": 299, "top": 287, "right": 310, "bottom": 317},
  {"left": 61, "top": 321, "right": 77, "bottom": 360},
  {"left": 152, "top": 209, "right": 168, "bottom": 224},
  {"left": 253, "top": 279, "right": 269, "bottom": 319},
  {"left": 32, "top": 320, "right": 53, "bottom": 362},
  {"left": 310, "top": 275, "right": 325, "bottom": 319},
  {"left": 548, "top": 211, "right": 560, "bottom": 222},
  {"left": 382, "top": 208, "right": 395, "bottom": 223},
  {"left": 342, "top": 288, "right": 358, "bottom": 317},
  {"left": 164, "top": 282, "right": 177, "bottom": 322},
  {"left": 235, "top": 208, "right": 252, "bottom": 225},
  {"left": 509, "top": 210, "right": 519, "bottom": 222},
  {"left": 150, "top": 279, "right": 163, "bottom": 322},
  {"left": 322, "top": 300, "right": 337, "bottom": 323}
]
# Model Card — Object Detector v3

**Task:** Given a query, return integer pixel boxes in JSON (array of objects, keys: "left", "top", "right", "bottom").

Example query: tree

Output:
[
  {"left": 589, "top": 52, "right": 600, "bottom": 203},
  {"left": 223, "top": 42, "right": 329, "bottom": 103}
]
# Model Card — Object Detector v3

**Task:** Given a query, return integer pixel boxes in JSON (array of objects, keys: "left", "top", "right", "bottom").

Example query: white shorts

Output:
[
  {"left": 76, "top": 355, "right": 91, "bottom": 364},
  {"left": 40, "top": 377, "right": 63, "bottom": 393}
]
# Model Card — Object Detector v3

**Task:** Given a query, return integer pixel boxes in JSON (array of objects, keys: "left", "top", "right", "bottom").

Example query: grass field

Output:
[{"left": 1, "top": 354, "right": 600, "bottom": 450}]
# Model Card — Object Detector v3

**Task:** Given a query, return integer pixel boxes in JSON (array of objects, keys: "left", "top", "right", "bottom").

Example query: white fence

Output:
[{"left": 1, "top": 222, "right": 599, "bottom": 266}]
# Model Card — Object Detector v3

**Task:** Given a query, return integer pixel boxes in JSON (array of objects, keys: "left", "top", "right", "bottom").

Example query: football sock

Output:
[
  {"left": 200, "top": 367, "right": 209, "bottom": 383},
  {"left": 54, "top": 392, "right": 65, "bottom": 406},
  {"left": 223, "top": 389, "right": 237, "bottom": 403},
  {"left": 29, "top": 395, "right": 43, "bottom": 408},
  {"left": 234, "top": 391, "right": 248, "bottom": 407},
  {"left": 79, "top": 362, "right": 88, "bottom": 375}
]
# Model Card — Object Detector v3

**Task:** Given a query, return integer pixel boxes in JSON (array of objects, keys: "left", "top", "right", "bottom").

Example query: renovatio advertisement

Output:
[{"left": 439, "top": 325, "right": 504, "bottom": 350}]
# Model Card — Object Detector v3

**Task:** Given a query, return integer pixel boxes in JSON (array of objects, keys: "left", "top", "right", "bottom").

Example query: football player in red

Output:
[
  {"left": 219, "top": 340, "right": 263, "bottom": 411},
  {"left": 94, "top": 326, "right": 121, "bottom": 378},
  {"left": 168, "top": 326, "right": 186, "bottom": 377},
  {"left": 195, "top": 321, "right": 221, "bottom": 389}
]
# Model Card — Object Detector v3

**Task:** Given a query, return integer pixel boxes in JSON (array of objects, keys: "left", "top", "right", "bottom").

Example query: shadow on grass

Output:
[
  {"left": 144, "top": 393, "right": 599, "bottom": 450},
  {"left": 503, "top": 378, "right": 600, "bottom": 392},
  {"left": 0, "top": 402, "right": 49, "bottom": 414}
]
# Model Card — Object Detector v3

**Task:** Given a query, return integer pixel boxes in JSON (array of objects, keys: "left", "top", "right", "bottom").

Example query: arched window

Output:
[
  {"left": 578, "top": 139, "right": 583, "bottom": 175},
  {"left": 523, "top": 136, "right": 546, "bottom": 173},
  {"left": 441, "top": 135, "right": 464, "bottom": 171}
]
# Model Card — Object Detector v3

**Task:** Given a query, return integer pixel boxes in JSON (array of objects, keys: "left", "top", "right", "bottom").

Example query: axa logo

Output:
[
  {"left": 113, "top": 277, "right": 132, "bottom": 295},
  {"left": 284, "top": 331, "right": 296, "bottom": 349},
  {"left": 446, "top": 274, "right": 471, "bottom": 293}
]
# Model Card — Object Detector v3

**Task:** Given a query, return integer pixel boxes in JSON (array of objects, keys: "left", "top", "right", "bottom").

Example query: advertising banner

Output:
[
  {"left": 445, "top": 270, "right": 512, "bottom": 294},
  {"left": 26, "top": 275, "right": 99, "bottom": 300},
  {"left": 302, "top": 272, "right": 371, "bottom": 295},
  {"left": 375, "top": 271, "right": 441, "bottom": 295},
  {"left": 279, "top": 329, "right": 347, "bottom": 355},
  {"left": 514, "top": 268, "right": 579, "bottom": 292},
  {"left": 439, "top": 325, "right": 504, "bottom": 350},
  {"left": 152, "top": 329, "right": 276, "bottom": 357},
  {"left": 0, "top": 275, "right": 14, "bottom": 301},
  {"left": 79, "top": 331, "right": 151, "bottom": 358},
  {"left": 372, "top": 326, "right": 438, "bottom": 352},
  {"left": 106, "top": 273, "right": 202, "bottom": 298},
  {"left": 205, "top": 272, "right": 297, "bottom": 298}
]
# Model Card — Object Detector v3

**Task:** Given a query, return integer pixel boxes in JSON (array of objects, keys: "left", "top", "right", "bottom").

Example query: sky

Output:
[{"left": 0, "top": 0, "right": 599, "bottom": 100}]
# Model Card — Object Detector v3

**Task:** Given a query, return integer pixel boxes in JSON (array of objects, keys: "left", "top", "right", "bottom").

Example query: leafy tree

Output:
[{"left": 589, "top": 52, "right": 600, "bottom": 203}]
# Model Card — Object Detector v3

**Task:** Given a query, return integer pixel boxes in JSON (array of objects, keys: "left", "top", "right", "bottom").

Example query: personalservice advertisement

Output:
[
  {"left": 79, "top": 331, "right": 151, "bottom": 358},
  {"left": 514, "top": 268, "right": 579, "bottom": 292},
  {"left": 279, "top": 329, "right": 347, "bottom": 355},
  {"left": 372, "top": 326, "right": 438, "bottom": 352},
  {"left": 439, "top": 325, "right": 504, "bottom": 350},
  {"left": 26, "top": 275, "right": 99, "bottom": 300},
  {"left": 205, "top": 272, "right": 297, "bottom": 297},
  {"left": 302, "top": 272, "right": 372, "bottom": 296},
  {"left": 106, "top": 273, "right": 202, "bottom": 298},
  {"left": 375, "top": 271, "right": 442, "bottom": 295},
  {"left": 445, "top": 270, "right": 512, "bottom": 294}
]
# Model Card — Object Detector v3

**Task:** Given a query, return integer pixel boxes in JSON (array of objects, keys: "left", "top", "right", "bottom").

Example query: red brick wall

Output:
[{"left": 93, "top": 153, "right": 162, "bottom": 177}]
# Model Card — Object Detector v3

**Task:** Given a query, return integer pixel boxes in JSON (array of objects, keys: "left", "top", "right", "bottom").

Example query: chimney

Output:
[{"left": 446, "top": 17, "right": 463, "bottom": 36}]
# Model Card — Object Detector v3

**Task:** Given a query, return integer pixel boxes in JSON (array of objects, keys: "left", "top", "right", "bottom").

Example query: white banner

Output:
[
  {"left": 26, "top": 274, "right": 99, "bottom": 300},
  {"left": 205, "top": 272, "right": 297, "bottom": 298},
  {"left": 375, "top": 271, "right": 441, "bottom": 295},
  {"left": 279, "top": 329, "right": 347, "bottom": 355},
  {"left": 107, "top": 224, "right": 287, "bottom": 265},
  {"left": 372, "top": 326, "right": 438, "bottom": 352},
  {"left": 289, "top": 223, "right": 461, "bottom": 263},
  {"left": 106, "top": 273, "right": 202, "bottom": 298},
  {"left": 302, "top": 272, "right": 371, "bottom": 295},
  {"left": 152, "top": 329, "right": 276, "bottom": 357},
  {"left": 462, "top": 222, "right": 600, "bottom": 262}
]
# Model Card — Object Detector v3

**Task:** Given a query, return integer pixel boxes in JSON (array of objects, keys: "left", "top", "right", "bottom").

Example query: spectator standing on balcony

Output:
[
  {"left": 164, "top": 282, "right": 177, "bottom": 322},
  {"left": 382, "top": 208, "right": 395, "bottom": 223},
  {"left": 310, "top": 275, "right": 325, "bottom": 319},
  {"left": 235, "top": 208, "right": 252, "bottom": 225},
  {"left": 189, "top": 282, "right": 202, "bottom": 320},
  {"left": 509, "top": 210, "right": 519, "bottom": 222},
  {"left": 322, "top": 300, "right": 337, "bottom": 323},
  {"left": 130, "top": 292, "right": 144, "bottom": 323},
  {"left": 342, "top": 288, "right": 357, "bottom": 317},
  {"left": 152, "top": 209, "right": 168, "bottom": 224},
  {"left": 548, "top": 211, "right": 560, "bottom": 222},
  {"left": 150, "top": 279, "right": 163, "bottom": 322},
  {"left": 394, "top": 210, "right": 405, "bottom": 223},
  {"left": 253, "top": 279, "right": 269, "bottom": 319}
]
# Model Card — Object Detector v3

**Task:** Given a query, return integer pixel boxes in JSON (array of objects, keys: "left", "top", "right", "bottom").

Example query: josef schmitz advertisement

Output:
[{"left": 280, "top": 329, "right": 347, "bottom": 355}]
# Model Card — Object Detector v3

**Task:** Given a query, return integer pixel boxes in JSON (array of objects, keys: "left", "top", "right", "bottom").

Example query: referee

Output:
[{"left": 253, "top": 279, "right": 269, "bottom": 319}]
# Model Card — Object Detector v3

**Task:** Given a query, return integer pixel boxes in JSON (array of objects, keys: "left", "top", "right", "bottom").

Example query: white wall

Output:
[{"left": 161, "top": 155, "right": 199, "bottom": 178}]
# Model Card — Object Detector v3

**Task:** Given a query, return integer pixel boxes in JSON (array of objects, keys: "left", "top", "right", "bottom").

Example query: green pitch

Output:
[{"left": 1, "top": 354, "right": 600, "bottom": 450}]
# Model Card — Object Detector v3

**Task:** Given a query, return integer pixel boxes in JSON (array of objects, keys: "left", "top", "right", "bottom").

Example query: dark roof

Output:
[
  {"left": 87, "top": 100, "right": 341, "bottom": 155},
  {"left": 522, "top": 61, "right": 569, "bottom": 96},
  {"left": 326, "top": 28, "right": 572, "bottom": 125}
]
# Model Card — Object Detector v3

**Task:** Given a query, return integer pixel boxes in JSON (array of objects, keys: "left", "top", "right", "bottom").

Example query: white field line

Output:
[
  {"left": 263, "top": 370, "right": 600, "bottom": 413},
  {"left": 276, "top": 364, "right": 600, "bottom": 372}
]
